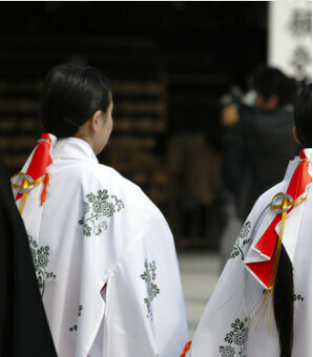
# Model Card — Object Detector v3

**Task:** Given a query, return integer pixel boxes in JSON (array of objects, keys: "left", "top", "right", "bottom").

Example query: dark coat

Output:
[
  {"left": 0, "top": 159, "right": 57, "bottom": 356},
  {"left": 223, "top": 105, "right": 301, "bottom": 219}
]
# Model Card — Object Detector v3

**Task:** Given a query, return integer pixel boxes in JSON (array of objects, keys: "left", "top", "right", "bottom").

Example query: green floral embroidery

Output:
[
  {"left": 219, "top": 317, "right": 249, "bottom": 357},
  {"left": 230, "top": 221, "right": 252, "bottom": 260},
  {"left": 28, "top": 235, "right": 56, "bottom": 297},
  {"left": 294, "top": 294, "right": 304, "bottom": 302},
  {"left": 69, "top": 304, "right": 83, "bottom": 332},
  {"left": 219, "top": 345, "right": 235, "bottom": 357},
  {"left": 140, "top": 260, "right": 160, "bottom": 319},
  {"left": 79, "top": 190, "right": 124, "bottom": 236}
]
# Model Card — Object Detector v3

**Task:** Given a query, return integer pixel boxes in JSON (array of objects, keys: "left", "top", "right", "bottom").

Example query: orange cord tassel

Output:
[
  {"left": 180, "top": 341, "right": 192, "bottom": 357},
  {"left": 40, "top": 173, "right": 50, "bottom": 205}
]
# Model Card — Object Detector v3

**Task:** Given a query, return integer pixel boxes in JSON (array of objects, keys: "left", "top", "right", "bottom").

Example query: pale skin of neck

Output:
[
  {"left": 75, "top": 93, "right": 114, "bottom": 155},
  {"left": 75, "top": 111, "right": 101, "bottom": 152}
]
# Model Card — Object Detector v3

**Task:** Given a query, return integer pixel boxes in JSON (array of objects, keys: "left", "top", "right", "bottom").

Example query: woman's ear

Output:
[
  {"left": 89, "top": 110, "right": 103, "bottom": 132},
  {"left": 293, "top": 126, "right": 301, "bottom": 145}
]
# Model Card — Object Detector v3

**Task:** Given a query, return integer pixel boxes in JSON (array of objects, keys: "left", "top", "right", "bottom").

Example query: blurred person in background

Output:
[
  {"left": 192, "top": 82, "right": 312, "bottom": 357},
  {"left": 219, "top": 67, "right": 300, "bottom": 269},
  {"left": 11, "top": 63, "right": 189, "bottom": 357},
  {"left": 224, "top": 67, "right": 300, "bottom": 220},
  {"left": 0, "top": 159, "right": 56, "bottom": 356},
  {"left": 219, "top": 85, "right": 246, "bottom": 269}
]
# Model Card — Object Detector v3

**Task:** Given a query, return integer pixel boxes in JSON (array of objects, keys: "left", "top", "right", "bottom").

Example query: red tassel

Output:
[
  {"left": 40, "top": 173, "right": 50, "bottom": 206},
  {"left": 180, "top": 341, "right": 192, "bottom": 357},
  {"left": 16, "top": 133, "right": 53, "bottom": 202}
]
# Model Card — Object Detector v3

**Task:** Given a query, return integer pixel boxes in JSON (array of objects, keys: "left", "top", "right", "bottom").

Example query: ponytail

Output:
[{"left": 273, "top": 245, "right": 294, "bottom": 357}]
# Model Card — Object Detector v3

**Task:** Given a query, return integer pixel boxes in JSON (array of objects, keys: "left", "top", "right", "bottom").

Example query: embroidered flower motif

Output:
[
  {"left": 230, "top": 221, "right": 252, "bottom": 260},
  {"left": 83, "top": 224, "right": 92, "bottom": 237},
  {"left": 69, "top": 304, "right": 83, "bottom": 332},
  {"left": 69, "top": 325, "right": 77, "bottom": 332},
  {"left": 83, "top": 202, "right": 90, "bottom": 215},
  {"left": 219, "top": 346, "right": 235, "bottom": 357},
  {"left": 102, "top": 202, "right": 115, "bottom": 217},
  {"left": 233, "top": 331, "right": 248, "bottom": 346},
  {"left": 219, "top": 317, "right": 249, "bottom": 357},
  {"left": 37, "top": 247, "right": 49, "bottom": 268},
  {"left": 140, "top": 260, "right": 160, "bottom": 320},
  {"left": 79, "top": 189, "right": 125, "bottom": 237},
  {"left": 239, "top": 222, "right": 252, "bottom": 239},
  {"left": 294, "top": 294, "right": 305, "bottom": 302},
  {"left": 93, "top": 200, "right": 102, "bottom": 214},
  {"left": 27, "top": 235, "right": 56, "bottom": 297}
]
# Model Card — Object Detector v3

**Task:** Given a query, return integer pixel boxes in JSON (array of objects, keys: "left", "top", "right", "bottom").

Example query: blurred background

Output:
[{"left": 0, "top": 1, "right": 311, "bottom": 337}]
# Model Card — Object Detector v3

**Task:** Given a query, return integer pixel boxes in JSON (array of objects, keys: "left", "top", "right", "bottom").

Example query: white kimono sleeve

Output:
[
  {"left": 191, "top": 240, "right": 251, "bottom": 356},
  {"left": 191, "top": 185, "right": 282, "bottom": 357},
  {"left": 103, "top": 211, "right": 189, "bottom": 357}
]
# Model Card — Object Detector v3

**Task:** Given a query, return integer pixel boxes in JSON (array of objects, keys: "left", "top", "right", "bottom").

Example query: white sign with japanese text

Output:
[{"left": 269, "top": 1, "right": 312, "bottom": 80}]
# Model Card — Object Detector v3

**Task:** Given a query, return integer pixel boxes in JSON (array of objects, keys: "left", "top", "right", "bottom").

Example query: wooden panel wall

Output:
[{"left": 0, "top": 35, "right": 171, "bottom": 206}]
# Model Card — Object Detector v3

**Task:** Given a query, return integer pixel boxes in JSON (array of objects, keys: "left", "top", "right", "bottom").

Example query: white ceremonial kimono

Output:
[
  {"left": 192, "top": 149, "right": 312, "bottom": 357},
  {"left": 14, "top": 136, "right": 189, "bottom": 357}
]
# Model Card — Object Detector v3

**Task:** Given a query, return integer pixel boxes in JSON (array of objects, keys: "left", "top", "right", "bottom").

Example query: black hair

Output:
[
  {"left": 251, "top": 66, "right": 296, "bottom": 106},
  {"left": 273, "top": 245, "right": 294, "bottom": 357},
  {"left": 40, "top": 63, "right": 111, "bottom": 138},
  {"left": 248, "top": 81, "right": 311, "bottom": 357},
  {"left": 294, "top": 83, "right": 312, "bottom": 148},
  {"left": 272, "top": 84, "right": 312, "bottom": 355}
]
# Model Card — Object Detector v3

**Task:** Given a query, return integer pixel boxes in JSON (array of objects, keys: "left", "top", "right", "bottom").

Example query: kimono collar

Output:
[
  {"left": 52, "top": 137, "right": 99, "bottom": 164},
  {"left": 244, "top": 149, "right": 312, "bottom": 289},
  {"left": 283, "top": 148, "right": 312, "bottom": 181}
]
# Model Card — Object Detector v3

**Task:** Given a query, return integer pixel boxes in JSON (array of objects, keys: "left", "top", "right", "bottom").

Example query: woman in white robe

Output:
[
  {"left": 192, "top": 84, "right": 312, "bottom": 357},
  {"left": 12, "top": 63, "right": 189, "bottom": 357}
]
